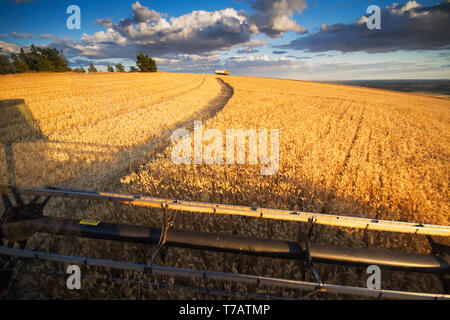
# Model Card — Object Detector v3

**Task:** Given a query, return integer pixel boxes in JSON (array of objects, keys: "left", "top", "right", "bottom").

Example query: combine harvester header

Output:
[{"left": 1, "top": 185, "right": 449, "bottom": 299}]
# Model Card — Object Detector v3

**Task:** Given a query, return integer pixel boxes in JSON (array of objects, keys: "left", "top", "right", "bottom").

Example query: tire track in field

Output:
[
  {"left": 321, "top": 104, "right": 365, "bottom": 213},
  {"left": 320, "top": 99, "right": 354, "bottom": 139},
  {"left": 337, "top": 99, "right": 353, "bottom": 121},
  {"left": 53, "top": 77, "right": 234, "bottom": 189},
  {"left": 336, "top": 105, "right": 366, "bottom": 181}
]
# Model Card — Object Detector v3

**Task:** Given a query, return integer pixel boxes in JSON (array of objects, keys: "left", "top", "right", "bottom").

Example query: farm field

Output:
[{"left": 0, "top": 72, "right": 449, "bottom": 299}]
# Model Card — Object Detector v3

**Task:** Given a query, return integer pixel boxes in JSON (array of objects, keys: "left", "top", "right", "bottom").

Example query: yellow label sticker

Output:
[{"left": 79, "top": 219, "right": 101, "bottom": 226}]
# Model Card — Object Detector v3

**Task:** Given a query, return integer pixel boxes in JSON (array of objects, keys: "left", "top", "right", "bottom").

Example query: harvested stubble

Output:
[
  {"left": 0, "top": 72, "right": 219, "bottom": 187},
  {"left": 0, "top": 72, "right": 449, "bottom": 299}
]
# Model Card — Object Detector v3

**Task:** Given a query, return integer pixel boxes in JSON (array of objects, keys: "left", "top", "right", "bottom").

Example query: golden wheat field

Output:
[{"left": 0, "top": 72, "right": 449, "bottom": 299}]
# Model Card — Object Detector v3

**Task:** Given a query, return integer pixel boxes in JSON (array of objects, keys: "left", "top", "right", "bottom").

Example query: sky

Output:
[{"left": 0, "top": 0, "right": 449, "bottom": 80}]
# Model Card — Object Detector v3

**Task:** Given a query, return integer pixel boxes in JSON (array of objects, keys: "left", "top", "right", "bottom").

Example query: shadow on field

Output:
[
  {"left": 0, "top": 78, "right": 234, "bottom": 189},
  {"left": 0, "top": 99, "right": 48, "bottom": 186}
]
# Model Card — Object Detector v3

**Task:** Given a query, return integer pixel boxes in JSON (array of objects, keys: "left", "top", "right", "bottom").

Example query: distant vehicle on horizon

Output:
[{"left": 214, "top": 69, "right": 230, "bottom": 75}]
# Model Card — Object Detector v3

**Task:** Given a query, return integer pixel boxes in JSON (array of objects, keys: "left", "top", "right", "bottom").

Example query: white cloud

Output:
[
  {"left": 38, "top": 33, "right": 56, "bottom": 41},
  {"left": 132, "top": 1, "right": 161, "bottom": 22},
  {"left": 248, "top": 0, "right": 308, "bottom": 37},
  {"left": 58, "top": 3, "right": 253, "bottom": 59},
  {"left": 82, "top": 28, "right": 127, "bottom": 46},
  {"left": 11, "top": 31, "right": 33, "bottom": 39},
  {"left": 27, "top": 0, "right": 309, "bottom": 69},
  {"left": 46, "top": 1, "right": 308, "bottom": 61},
  {"left": 96, "top": 18, "right": 113, "bottom": 28},
  {"left": 113, "top": 7, "right": 250, "bottom": 51},
  {"left": 0, "top": 40, "right": 21, "bottom": 54},
  {"left": 227, "top": 54, "right": 305, "bottom": 73},
  {"left": 154, "top": 52, "right": 222, "bottom": 72},
  {"left": 237, "top": 47, "right": 259, "bottom": 54},
  {"left": 241, "top": 39, "right": 269, "bottom": 47},
  {"left": 279, "top": 0, "right": 450, "bottom": 53}
]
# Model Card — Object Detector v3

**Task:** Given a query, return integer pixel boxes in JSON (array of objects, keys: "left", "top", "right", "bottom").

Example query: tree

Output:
[
  {"left": 129, "top": 66, "right": 138, "bottom": 72},
  {"left": 0, "top": 52, "right": 16, "bottom": 74},
  {"left": 136, "top": 53, "right": 157, "bottom": 72},
  {"left": 107, "top": 65, "right": 114, "bottom": 72},
  {"left": 11, "top": 49, "right": 31, "bottom": 73},
  {"left": 4, "top": 44, "right": 70, "bottom": 74},
  {"left": 88, "top": 63, "right": 97, "bottom": 73},
  {"left": 115, "top": 63, "right": 125, "bottom": 72},
  {"left": 73, "top": 67, "right": 86, "bottom": 73},
  {"left": 36, "top": 47, "right": 71, "bottom": 72}
]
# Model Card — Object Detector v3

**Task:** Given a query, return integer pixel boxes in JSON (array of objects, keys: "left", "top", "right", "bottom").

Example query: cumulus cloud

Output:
[
  {"left": 131, "top": 1, "right": 161, "bottom": 22},
  {"left": 96, "top": 18, "right": 113, "bottom": 28},
  {"left": 11, "top": 31, "right": 33, "bottom": 39},
  {"left": 38, "top": 33, "right": 56, "bottom": 41},
  {"left": 248, "top": 0, "right": 308, "bottom": 37},
  {"left": 241, "top": 39, "right": 269, "bottom": 47},
  {"left": 278, "top": 0, "right": 450, "bottom": 53},
  {"left": 55, "top": 3, "right": 253, "bottom": 59},
  {"left": 238, "top": 47, "right": 259, "bottom": 54},
  {"left": 0, "top": 40, "right": 21, "bottom": 54},
  {"left": 113, "top": 7, "right": 250, "bottom": 54},
  {"left": 272, "top": 50, "right": 287, "bottom": 54},
  {"left": 48, "top": 1, "right": 307, "bottom": 60}
]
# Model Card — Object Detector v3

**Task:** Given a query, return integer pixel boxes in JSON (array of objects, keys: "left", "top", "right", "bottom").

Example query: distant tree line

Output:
[
  {"left": 0, "top": 44, "right": 71, "bottom": 74},
  {"left": 0, "top": 44, "right": 157, "bottom": 75}
]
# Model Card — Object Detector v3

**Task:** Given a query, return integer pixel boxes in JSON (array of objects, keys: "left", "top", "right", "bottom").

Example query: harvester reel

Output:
[
  {"left": 1, "top": 187, "right": 50, "bottom": 245},
  {"left": 0, "top": 187, "right": 51, "bottom": 299}
]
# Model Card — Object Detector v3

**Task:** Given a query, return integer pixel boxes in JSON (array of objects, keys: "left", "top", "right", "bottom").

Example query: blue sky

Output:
[{"left": 1, "top": 0, "right": 449, "bottom": 80}]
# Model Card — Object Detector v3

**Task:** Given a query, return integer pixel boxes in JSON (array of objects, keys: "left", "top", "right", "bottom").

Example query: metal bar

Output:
[
  {"left": 5, "top": 186, "right": 449, "bottom": 236},
  {"left": 0, "top": 246, "right": 448, "bottom": 300},
  {"left": 1, "top": 217, "right": 448, "bottom": 273},
  {"left": 39, "top": 269, "right": 293, "bottom": 300}
]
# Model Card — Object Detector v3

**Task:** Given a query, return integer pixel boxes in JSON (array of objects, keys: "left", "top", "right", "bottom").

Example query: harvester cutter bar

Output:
[{"left": 4, "top": 185, "right": 450, "bottom": 236}]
